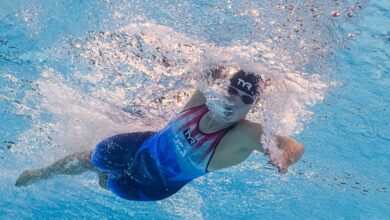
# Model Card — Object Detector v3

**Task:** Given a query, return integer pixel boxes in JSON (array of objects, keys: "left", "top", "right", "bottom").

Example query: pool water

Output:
[{"left": 0, "top": 0, "right": 389, "bottom": 219}]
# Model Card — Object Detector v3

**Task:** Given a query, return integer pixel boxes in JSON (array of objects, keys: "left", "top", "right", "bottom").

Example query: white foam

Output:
[
  {"left": 15, "top": 22, "right": 328, "bottom": 166},
  {"left": 193, "top": 41, "right": 328, "bottom": 158},
  {"left": 158, "top": 186, "right": 204, "bottom": 219}
]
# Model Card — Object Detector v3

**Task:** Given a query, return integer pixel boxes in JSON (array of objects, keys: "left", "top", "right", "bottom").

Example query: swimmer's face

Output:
[{"left": 215, "top": 86, "right": 255, "bottom": 123}]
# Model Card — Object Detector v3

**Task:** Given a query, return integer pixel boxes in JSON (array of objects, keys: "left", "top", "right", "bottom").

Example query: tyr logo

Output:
[
  {"left": 183, "top": 128, "right": 197, "bottom": 146},
  {"left": 237, "top": 78, "right": 252, "bottom": 90}
]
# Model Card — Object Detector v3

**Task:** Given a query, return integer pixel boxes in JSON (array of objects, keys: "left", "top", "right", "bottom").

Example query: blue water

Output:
[{"left": 0, "top": 0, "right": 389, "bottom": 219}]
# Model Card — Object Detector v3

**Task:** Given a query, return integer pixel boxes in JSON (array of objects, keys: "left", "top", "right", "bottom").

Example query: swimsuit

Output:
[{"left": 91, "top": 105, "right": 234, "bottom": 201}]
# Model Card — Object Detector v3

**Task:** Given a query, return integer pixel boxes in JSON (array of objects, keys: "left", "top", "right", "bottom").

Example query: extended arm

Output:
[
  {"left": 182, "top": 89, "right": 206, "bottom": 111},
  {"left": 182, "top": 67, "right": 226, "bottom": 111}
]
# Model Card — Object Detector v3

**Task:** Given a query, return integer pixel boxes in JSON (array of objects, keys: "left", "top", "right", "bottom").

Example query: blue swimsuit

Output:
[{"left": 91, "top": 105, "right": 234, "bottom": 201}]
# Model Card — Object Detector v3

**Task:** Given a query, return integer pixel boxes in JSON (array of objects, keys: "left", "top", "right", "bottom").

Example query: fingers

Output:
[
  {"left": 268, "top": 158, "right": 289, "bottom": 174},
  {"left": 278, "top": 166, "right": 288, "bottom": 174}
]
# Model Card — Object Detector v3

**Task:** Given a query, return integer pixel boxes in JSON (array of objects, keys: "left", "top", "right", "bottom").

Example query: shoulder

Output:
[
  {"left": 234, "top": 120, "right": 263, "bottom": 137},
  {"left": 237, "top": 119, "right": 263, "bottom": 152},
  {"left": 228, "top": 120, "right": 263, "bottom": 152}
]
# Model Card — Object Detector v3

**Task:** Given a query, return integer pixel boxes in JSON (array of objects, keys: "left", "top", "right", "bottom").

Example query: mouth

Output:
[{"left": 223, "top": 106, "right": 234, "bottom": 116}]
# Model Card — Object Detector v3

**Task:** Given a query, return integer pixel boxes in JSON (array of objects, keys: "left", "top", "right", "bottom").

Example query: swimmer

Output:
[{"left": 15, "top": 69, "right": 304, "bottom": 201}]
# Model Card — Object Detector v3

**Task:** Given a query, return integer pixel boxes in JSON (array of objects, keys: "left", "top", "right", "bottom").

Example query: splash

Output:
[
  {"left": 192, "top": 42, "right": 328, "bottom": 158},
  {"left": 14, "top": 23, "right": 204, "bottom": 161},
  {"left": 10, "top": 22, "right": 328, "bottom": 165}
]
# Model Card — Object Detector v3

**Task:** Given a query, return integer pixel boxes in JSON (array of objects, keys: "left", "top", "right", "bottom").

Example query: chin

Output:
[{"left": 217, "top": 113, "right": 243, "bottom": 123}]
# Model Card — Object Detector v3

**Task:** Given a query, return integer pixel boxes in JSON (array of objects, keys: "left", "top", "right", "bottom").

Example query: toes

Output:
[
  {"left": 15, "top": 170, "right": 35, "bottom": 187},
  {"left": 98, "top": 173, "right": 109, "bottom": 190}
]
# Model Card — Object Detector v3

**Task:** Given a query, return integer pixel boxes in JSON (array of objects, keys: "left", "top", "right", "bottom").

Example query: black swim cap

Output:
[{"left": 229, "top": 70, "right": 260, "bottom": 96}]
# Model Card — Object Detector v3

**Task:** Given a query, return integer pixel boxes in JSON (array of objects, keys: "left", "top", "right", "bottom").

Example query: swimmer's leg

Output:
[
  {"left": 97, "top": 172, "right": 109, "bottom": 189},
  {"left": 16, "top": 131, "right": 155, "bottom": 188},
  {"left": 90, "top": 132, "right": 155, "bottom": 189},
  {"left": 15, "top": 150, "right": 101, "bottom": 187}
]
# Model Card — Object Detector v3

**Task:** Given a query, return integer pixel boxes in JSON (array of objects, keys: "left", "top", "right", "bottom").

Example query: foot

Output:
[
  {"left": 98, "top": 172, "right": 109, "bottom": 190},
  {"left": 15, "top": 169, "right": 42, "bottom": 187}
]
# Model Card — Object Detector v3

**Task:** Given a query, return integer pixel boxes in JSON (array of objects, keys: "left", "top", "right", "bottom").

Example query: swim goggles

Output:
[{"left": 227, "top": 86, "right": 255, "bottom": 104}]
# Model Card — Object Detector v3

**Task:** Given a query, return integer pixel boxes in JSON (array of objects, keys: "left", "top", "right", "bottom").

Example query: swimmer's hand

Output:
[{"left": 267, "top": 136, "right": 304, "bottom": 173}]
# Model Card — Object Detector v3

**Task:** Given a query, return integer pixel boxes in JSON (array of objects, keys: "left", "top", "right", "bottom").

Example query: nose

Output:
[{"left": 226, "top": 95, "right": 240, "bottom": 104}]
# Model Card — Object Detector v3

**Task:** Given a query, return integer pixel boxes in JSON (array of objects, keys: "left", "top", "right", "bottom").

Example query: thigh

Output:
[
  {"left": 91, "top": 131, "right": 155, "bottom": 172},
  {"left": 107, "top": 172, "right": 185, "bottom": 201}
]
